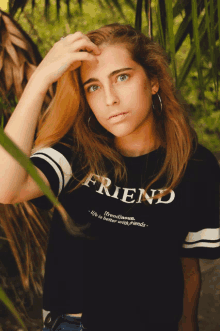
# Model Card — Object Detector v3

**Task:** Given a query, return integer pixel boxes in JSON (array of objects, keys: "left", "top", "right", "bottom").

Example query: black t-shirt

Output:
[{"left": 29, "top": 135, "right": 220, "bottom": 330}]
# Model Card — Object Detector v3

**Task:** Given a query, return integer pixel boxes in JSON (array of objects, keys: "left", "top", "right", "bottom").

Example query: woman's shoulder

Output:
[
  {"left": 190, "top": 142, "right": 219, "bottom": 166},
  {"left": 185, "top": 142, "right": 220, "bottom": 181}
]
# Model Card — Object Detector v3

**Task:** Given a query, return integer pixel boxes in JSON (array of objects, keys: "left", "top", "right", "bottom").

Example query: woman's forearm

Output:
[
  {"left": 0, "top": 72, "right": 49, "bottom": 203},
  {"left": 179, "top": 258, "right": 201, "bottom": 331}
]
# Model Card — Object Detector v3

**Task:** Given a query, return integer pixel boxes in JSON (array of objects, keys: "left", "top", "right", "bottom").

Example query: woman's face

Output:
[{"left": 80, "top": 44, "right": 159, "bottom": 139}]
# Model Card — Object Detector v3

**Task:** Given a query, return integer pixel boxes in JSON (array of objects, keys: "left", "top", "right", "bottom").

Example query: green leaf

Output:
[
  {"left": 209, "top": 0, "right": 218, "bottom": 96},
  {"left": 0, "top": 286, "right": 28, "bottom": 331},
  {"left": 135, "top": 0, "right": 143, "bottom": 32},
  {"left": 204, "top": 0, "right": 212, "bottom": 59},
  {"left": 1, "top": 114, "right": 4, "bottom": 129},
  {"left": 165, "top": 0, "right": 178, "bottom": 85},
  {"left": 174, "top": 11, "right": 192, "bottom": 53},
  {"left": 0, "top": 128, "right": 60, "bottom": 208},
  {"left": 177, "top": 12, "right": 206, "bottom": 89},
  {"left": 191, "top": 0, "right": 205, "bottom": 105},
  {"left": 172, "top": 0, "right": 191, "bottom": 19},
  {"left": 204, "top": 0, "right": 218, "bottom": 97},
  {"left": 218, "top": 0, "right": 220, "bottom": 54},
  {"left": 156, "top": 0, "right": 165, "bottom": 49}
]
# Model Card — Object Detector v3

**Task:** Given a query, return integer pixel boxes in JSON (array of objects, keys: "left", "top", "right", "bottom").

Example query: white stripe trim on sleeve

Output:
[
  {"left": 182, "top": 228, "right": 220, "bottom": 249},
  {"left": 31, "top": 147, "right": 72, "bottom": 195}
]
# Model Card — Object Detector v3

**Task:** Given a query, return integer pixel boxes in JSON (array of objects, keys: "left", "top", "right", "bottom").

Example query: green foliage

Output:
[
  {"left": 193, "top": 111, "right": 220, "bottom": 151},
  {"left": 0, "top": 127, "right": 61, "bottom": 210},
  {"left": 12, "top": 0, "right": 219, "bottom": 152},
  {"left": 199, "top": 110, "right": 220, "bottom": 132},
  {"left": 0, "top": 287, "right": 28, "bottom": 330},
  {"left": 12, "top": 0, "right": 141, "bottom": 59},
  {"left": 1, "top": 113, "right": 4, "bottom": 129},
  {"left": 1, "top": 0, "right": 219, "bottom": 154}
]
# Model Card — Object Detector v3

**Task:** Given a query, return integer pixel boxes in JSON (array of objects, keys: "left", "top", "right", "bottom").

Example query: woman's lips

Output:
[{"left": 108, "top": 112, "right": 129, "bottom": 123}]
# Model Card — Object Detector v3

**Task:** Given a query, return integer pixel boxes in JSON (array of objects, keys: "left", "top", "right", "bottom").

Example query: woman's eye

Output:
[
  {"left": 87, "top": 85, "right": 99, "bottom": 93},
  {"left": 118, "top": 74, "right": 129, "bottom": 82},
  {"left": 87, "top": 74, "right": 129, "bottom": 93}
]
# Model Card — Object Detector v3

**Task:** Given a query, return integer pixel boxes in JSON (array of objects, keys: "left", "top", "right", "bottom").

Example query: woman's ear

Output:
[{"left": 151, "top": 78, "right": 159, "bottom": 95}]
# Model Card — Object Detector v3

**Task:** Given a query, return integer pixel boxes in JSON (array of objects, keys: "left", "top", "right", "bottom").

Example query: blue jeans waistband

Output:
[{"left": 43, "top": 312, "right": 86, "bottom": 330}]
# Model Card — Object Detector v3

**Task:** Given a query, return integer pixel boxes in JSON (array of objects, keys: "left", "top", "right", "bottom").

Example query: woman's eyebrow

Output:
[{"left": 82, "top": 67, "right": 134, "bottom": 87}]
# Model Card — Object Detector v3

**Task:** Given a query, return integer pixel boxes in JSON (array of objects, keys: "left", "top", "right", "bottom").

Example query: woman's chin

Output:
[
  {"left": 103, "top": 125, "right": 134, "bottom": 138},
  {"left": 107, "top": 130, "right": 131, "bottom": 139}
]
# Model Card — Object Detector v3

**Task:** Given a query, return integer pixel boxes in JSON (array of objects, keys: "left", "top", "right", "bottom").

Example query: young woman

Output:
[{"left": 0, "top": 23, "right": 219, "bottom": 331}]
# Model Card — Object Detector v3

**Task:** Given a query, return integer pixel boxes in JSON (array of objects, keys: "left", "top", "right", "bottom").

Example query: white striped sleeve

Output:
[
  {"left": 182, "top": 228, "right": 220, "bottom": 249},
  {"left": 30, "top": 147, "right": 72, "bottom": 196},
  {"left": 29, "top": 136, "right": 73, "bottom": 210},
  {"left": 179, "top": 147, "right": 220, "bottom": 260}
]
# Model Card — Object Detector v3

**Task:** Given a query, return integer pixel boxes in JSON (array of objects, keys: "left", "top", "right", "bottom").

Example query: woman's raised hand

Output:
[{"left": 34, "top": 31, "right": 101, "bottom": 87}]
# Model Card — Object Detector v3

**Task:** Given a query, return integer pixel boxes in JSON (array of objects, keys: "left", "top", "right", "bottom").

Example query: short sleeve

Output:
[
  {"left": 179, "top": 145, "right": 220, "bottom": 260},
  {"left": 28, "top": 135, "right": 73, "bottom": 210}
]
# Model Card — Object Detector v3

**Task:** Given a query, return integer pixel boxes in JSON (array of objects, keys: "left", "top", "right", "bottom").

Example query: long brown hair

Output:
[{"left": 32, "top": 22, "right": 198, "bottom": 235}]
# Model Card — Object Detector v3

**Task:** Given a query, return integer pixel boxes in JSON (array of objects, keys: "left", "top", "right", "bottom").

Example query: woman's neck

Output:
[
  {"left": 116, "top": 142, "right": 160, "bottom": 157},
  {"left": 115, "top": 134, "right": 160, "bottom": 157},
  {"left": 114, "top": 114, "right": 161, "bottom": 157}
]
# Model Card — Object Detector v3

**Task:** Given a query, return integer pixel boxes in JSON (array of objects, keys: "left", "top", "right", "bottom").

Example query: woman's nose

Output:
[{"left": 104, "top": 85, "right": 119, "bottom": 106}]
